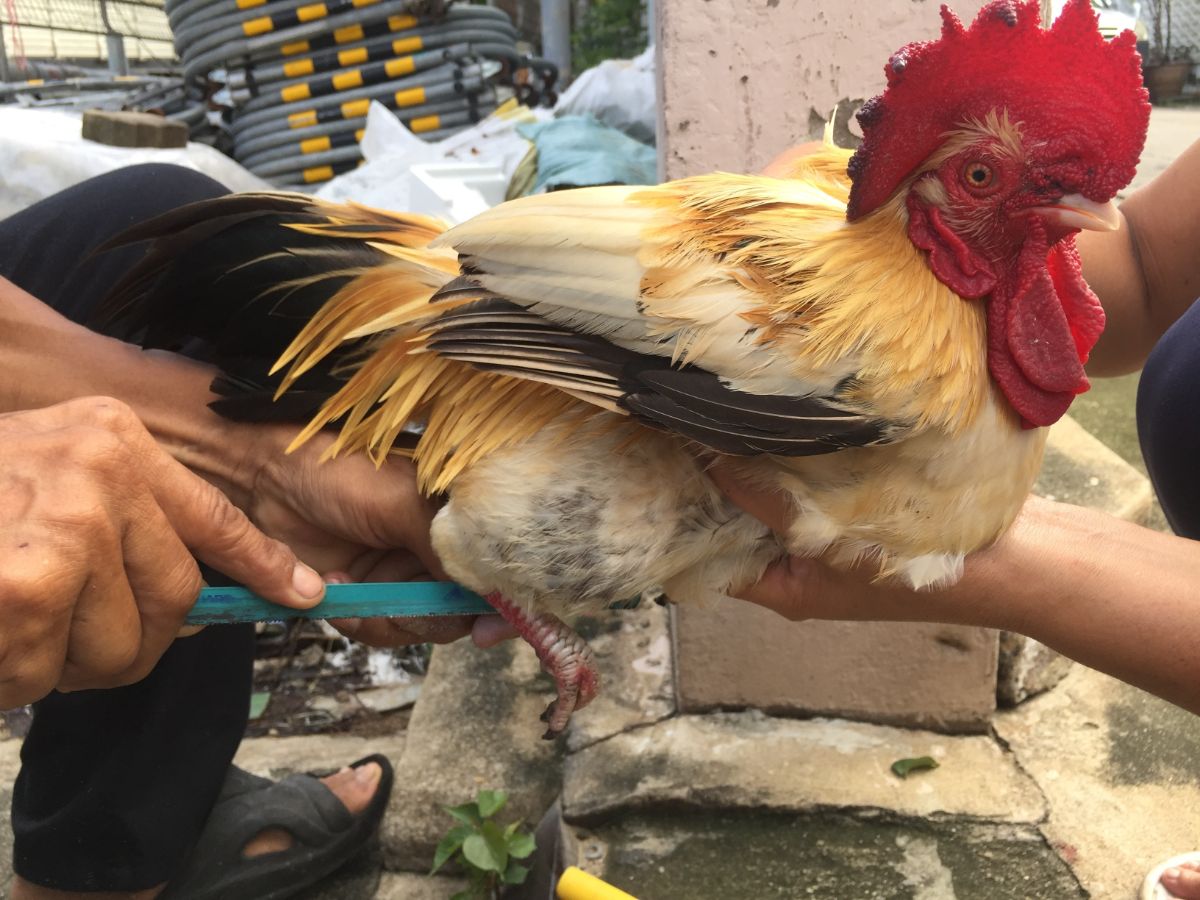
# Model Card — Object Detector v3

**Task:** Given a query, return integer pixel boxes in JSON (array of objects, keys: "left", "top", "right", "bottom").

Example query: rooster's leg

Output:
[{"left": 485, "top": 592, "right": 600, "bottom": 739}]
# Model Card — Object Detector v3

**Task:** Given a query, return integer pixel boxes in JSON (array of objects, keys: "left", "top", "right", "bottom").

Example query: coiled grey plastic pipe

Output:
[{"left": 166, "top": 0, "right": 550, "bottom": 184}]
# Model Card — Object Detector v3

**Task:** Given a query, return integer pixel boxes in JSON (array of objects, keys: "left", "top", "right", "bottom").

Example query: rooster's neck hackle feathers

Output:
[
  {"left": 847, "top": 0, "right": 1150, "bottom": 220},
  {"left": 644, "top": 151, "right": 991, "bottom": 433}
]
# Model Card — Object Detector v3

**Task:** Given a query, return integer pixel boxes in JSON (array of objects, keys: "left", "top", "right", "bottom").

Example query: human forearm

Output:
[
  {"left": 0, "top": 276, "right": 261, "bottom": 504},
  {"left": 739, "top": 496, "right": 1200, "bottom": 714},
  {"left": 1083, "top": 137, "right": 1200, "bottom": 376},
  {"left": 951, "top": 499, "right": 1200, "bottom": 711}
]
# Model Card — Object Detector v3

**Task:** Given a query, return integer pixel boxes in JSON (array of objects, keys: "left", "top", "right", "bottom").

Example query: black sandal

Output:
[{"left": 159, "top": 753, "right": 394, "bottom": 900}]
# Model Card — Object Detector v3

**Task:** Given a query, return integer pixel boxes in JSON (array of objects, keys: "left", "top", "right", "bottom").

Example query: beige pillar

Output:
[
  {"left": 656, "top": 0, "right": 989, "bottom": 179},
  {"left": 656, "top": 0, "right": 999, "bottom": 732}
]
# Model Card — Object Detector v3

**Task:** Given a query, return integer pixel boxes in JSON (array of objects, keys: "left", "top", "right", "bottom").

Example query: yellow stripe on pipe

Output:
[
  {"left": 408, "top": 114, "right": 439, "bottom": 133},
  {"left": 338, "top": 46, "right": 368, "bottom": 66},
  {"left": 392, "top": 85, "right": 425, "bottom": 107},
  {"left": 384, "top": 56, "right": 415, "bottom": 78},
  {"left": 296, "top": 2, "right": 327, "bottom": 22},
  {"left": 333, "top": 24, "right": 363, "bottom": 43},
  {"left": 387, "top": 14, "right": 417, "bottom": 30},
  {"left": 332, "top": 70, "right": 363, "bottom": 90},
  {"left": 283, "top": 58, "right": 314, "bottom": 78},
  {"left": 351, "top": 0, "right": 379, "bottom": 7},
  {"left": 556, "top": 867, "right": 638, "bottom": 900},
  {"left": 288, "top": 109, "right": 319, "bottom": 128},
  {"left": 300, "top": 136, "right": 331, "bottom": 154},
  {"left": 281, "top": 39, "right": 310, "bottom": 55},
  {"left": 354, "top": 128, "right": 364, "bottom": 141},
  {"left": 340, "top": 98, "right": 370, "bottom": 118},
  {"left": 391, "top": 35, "right": 421, "bottom": 55},
  {"left": 281, "top": 83, "right": 312, "bottom": 102},
  {"left": 303, "top": 165, "right": 335, "bottom": 183},
  {"left": 235, "top": 0, "right": 266, "bottom": 9},
  {"left": 242, "top": 15, "right": 272, "bottom": 35}
]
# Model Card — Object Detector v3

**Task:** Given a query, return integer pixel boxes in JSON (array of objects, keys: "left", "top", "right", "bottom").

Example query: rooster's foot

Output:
[{"left": 485, "top": 592, "right": 600, "bottom": 739}]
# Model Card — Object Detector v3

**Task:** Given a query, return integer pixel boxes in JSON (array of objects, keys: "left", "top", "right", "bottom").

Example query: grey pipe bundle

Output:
[{"left": 167, "top": 0, "right": 556, "bottom": 185}]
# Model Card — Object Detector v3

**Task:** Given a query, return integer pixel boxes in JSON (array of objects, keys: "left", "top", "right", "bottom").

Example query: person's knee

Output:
[
  {"left": 1137, "top": 301, "right": 1200, "bottom": 537},
  {"left": 98, "top": 164, "right": 230, "bottom": 222}
]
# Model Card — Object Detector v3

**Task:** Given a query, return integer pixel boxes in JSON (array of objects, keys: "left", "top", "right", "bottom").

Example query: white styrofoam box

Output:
[{"left": 407, "top": 162, "right": 508, "bottom": 224}]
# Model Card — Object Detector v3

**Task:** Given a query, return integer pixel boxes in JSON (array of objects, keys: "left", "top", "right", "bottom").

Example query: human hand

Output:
[
  {"left": 229, "top": 424, "right": 493, "bottom": 647},
  {"left": 0, "top": 397, "right": 325, "bottom": 707},
  {"left": 707, "top": 460, "right": 972, "bottom": 623}
]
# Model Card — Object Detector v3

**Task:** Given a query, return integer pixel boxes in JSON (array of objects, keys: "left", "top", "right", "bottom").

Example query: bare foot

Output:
[
  {"left": 1161, "top": 863, "right": 1200, "bottom": 900},
  {"left": 11, "top": 763, "right": 382, "bottom": 900},
  {"left": 242, "top": 762, "right": 381, "bottom": 857}
]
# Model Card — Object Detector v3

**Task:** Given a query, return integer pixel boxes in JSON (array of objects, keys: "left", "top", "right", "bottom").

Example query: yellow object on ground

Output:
[{"left": 556, "top": 866, "right": 639, "bottom": 900}]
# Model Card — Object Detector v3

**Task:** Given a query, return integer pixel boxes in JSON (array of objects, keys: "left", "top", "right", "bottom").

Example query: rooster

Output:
[{"left": 99, "top": 0, "right": 1149, "bottom": 737}]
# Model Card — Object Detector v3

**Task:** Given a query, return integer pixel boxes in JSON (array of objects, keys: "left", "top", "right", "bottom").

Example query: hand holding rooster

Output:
[{"left": 0, "top": 271, "right": 485, "bottom": 701}]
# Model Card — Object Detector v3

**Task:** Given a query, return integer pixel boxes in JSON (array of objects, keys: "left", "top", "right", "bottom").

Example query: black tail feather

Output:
[{"left": 92, "top": 193, "right": 393, "bottom": 420}]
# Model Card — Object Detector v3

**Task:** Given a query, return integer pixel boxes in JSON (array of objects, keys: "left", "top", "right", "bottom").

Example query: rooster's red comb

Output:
[{"left": 845, "top": 0, "right": 1150, "bottom": 221}]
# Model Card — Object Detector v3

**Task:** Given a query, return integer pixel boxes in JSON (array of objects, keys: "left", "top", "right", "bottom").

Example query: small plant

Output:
[{"left": 431, "top": 789, "right": 537, "bottom": 900}]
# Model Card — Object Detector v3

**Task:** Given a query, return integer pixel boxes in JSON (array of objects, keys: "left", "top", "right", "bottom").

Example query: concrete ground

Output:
[{"left": 0, "top": 110, "right": 1195, "bottom": 900}]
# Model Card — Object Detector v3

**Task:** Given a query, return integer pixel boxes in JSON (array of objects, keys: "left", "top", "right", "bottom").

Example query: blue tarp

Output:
[{"left": 517, "top": 114, "right": 657, "bottom": 192}]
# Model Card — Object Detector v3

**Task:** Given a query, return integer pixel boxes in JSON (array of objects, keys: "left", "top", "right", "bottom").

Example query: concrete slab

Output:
[
  {"left": 380, "top": 639, "right": 564, "bottom": 873},
  {"left": 563, "top": 712, "right": 1045, "bottom": 825},
  {"left": 675, "top": 607, "right": 999, "bottom": 734},
  {"left": 573, "top": 810, "right": 1084, "bottom": 900},
  {"left": 1037, "top": 416, "right": 1154, "bottom": 525},
  {"left": 374, "top": 871, "right": 468, "bottom": 898},
  {"left": 567, "top": 604, "right": 675, "bottom": 754},
  {"left": 0, "top": 738, "right": 18, "bottom": 897},
  {"left": 235, "top": 732, "right": 407, "bottom": 777},
  {"left": 995, "top": 665, "right": 1200, "bottom": 899},
  {"left": 0, "top": 785, "right": 11, "bottom": 899}
]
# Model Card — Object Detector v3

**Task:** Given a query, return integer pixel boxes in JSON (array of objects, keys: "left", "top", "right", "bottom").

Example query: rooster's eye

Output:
[{"left": 963, "top": 162, "right": 994, "bottom": 190}]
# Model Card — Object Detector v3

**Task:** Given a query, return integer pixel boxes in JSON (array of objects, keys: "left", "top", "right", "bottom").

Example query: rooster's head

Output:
[{"left": 847, "top": 0, "right": 1150, "bottom": 428}]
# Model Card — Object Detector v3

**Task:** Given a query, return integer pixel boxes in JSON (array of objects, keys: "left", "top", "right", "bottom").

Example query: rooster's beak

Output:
[{"left": 1030, "top": 194, "right": 1122, "bottom": 233}]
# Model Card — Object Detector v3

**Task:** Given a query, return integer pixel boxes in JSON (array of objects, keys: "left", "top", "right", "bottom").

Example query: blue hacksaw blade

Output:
[{"left": 189, "top": 581, "right": 495, "bottom": 625}]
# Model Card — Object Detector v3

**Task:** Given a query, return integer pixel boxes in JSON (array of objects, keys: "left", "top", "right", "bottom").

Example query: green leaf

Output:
[
  {"left": 248, "top": 691, "right": 270, "bottom": 720},
  {"left": 462, "top": 832, "right": 507, "bottom": 874},
  {"left": 430, "top": 824, "right": 473, "bottom": 874},
  {"left": 445, "top": 802, "right": 482, "bottom": 827},
  {"left": 506, "top": 831, "right": 536, "bottom": 859},
  {"left": 891, "top": 756, "right": 940, "bottom": 778},
  {"left": 503, "top": 819, "right": 524, "bottom": 839},
  {"left": 450, "top": 891, "right": 478, "bottom": 900},
  {"left": 502, "top": 861, "right": 530, "bottom": 885},
  {"left": 476, "top": 789, "right": 507, "bottom": 819}
]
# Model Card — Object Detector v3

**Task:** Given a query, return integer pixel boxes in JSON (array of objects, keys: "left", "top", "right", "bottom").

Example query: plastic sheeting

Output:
[
  {"left": 517, "top": 114, "right": 657, "bottom": 193},
  {"left": 553, "top": 44, "right": 656, "bottom": 145},
  {"left": 315, "top": 99, "right": 551, "bottom": 221},
  {"left": 0, "top": 107, "right": 271, "bottom": 220}
]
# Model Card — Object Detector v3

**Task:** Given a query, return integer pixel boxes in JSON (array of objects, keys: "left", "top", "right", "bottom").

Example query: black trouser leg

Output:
[
  {"left": 0, "top": 163, "right": 256, "bottom": 891},
  {"left": 1138, "top": 299, "right": 1200, "bottom": 539}
]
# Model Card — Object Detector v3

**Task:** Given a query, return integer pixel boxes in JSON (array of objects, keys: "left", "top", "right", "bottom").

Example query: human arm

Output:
[
  {"left": 0, "top": 397, "right": 328, "bottom": 706},
  {"left": 712, "top": 469, "right": 1200, "bottom": 716},
  {"left": 0, "top": 274, "right": 479, "bottom": 652},
  {"left": 1075, "top": 136, "right": 1200, "bottom": 375}
]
